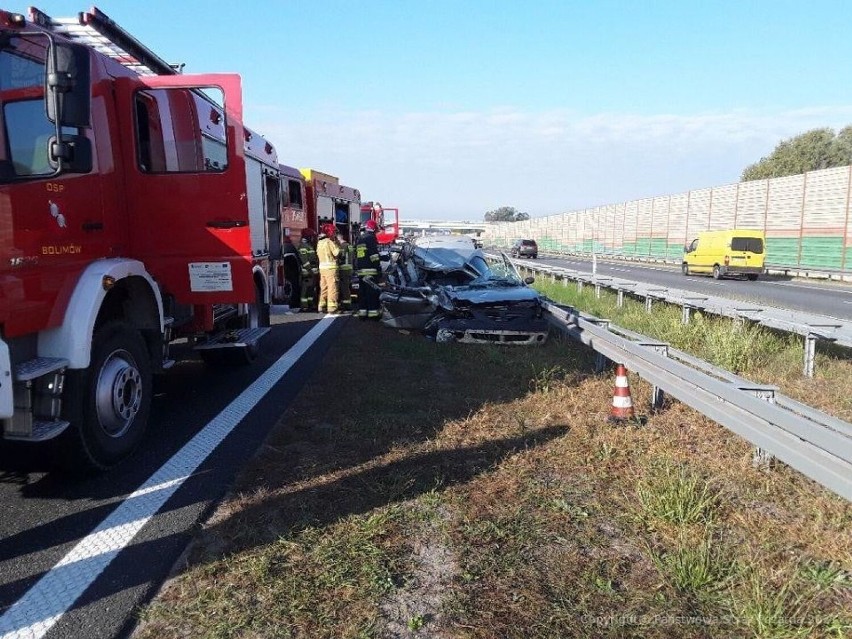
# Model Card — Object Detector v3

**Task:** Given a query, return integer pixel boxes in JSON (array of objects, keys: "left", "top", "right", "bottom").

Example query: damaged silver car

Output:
[{"left": 378, "top": 237, "right": 549, "bottom": 344}]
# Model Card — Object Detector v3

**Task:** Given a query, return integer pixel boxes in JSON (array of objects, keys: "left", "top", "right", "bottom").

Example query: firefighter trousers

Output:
[
  {"left": 300, "top": 272, "right": 316, "bottom": 310},
  {"left": 318, "top": 269, "right": 339, "bottom": 313},
  {"left": 357, "top": 269, "right": 381, "bottom": 319}
]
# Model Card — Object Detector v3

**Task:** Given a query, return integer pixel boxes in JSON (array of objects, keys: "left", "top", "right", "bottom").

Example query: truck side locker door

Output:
[{"left": 115, "top": 73, "right": 254, "bottom": 305}]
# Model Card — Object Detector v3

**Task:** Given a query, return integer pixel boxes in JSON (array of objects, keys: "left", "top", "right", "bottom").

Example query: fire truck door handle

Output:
[
  {"left": 206, "top": 220, "right": 248, "bottom": 229},
  {"left": 82, "top": 222, "right": 104, "bottom": 231}
]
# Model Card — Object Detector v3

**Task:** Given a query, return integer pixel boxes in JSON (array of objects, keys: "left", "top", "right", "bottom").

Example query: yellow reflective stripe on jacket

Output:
[
  {"left": 319, "top": 261, "right": 339, "bottom": 270},
  {"left": 357, "top": 268, "right": 378, "bottom": 276}
]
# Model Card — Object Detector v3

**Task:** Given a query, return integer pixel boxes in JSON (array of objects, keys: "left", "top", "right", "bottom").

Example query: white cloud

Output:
[{"left": 248, "top": 104, "right": 852, "bottom": 220}]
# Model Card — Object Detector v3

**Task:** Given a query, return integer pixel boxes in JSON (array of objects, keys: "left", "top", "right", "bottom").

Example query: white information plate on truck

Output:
[{"left": 189, "top": 262, "right": 234, "bottom": 292}]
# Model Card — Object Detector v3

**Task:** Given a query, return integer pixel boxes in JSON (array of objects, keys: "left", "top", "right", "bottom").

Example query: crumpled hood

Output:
[{"left": 445, "top": 285, "right": 540, "bottom": 305}]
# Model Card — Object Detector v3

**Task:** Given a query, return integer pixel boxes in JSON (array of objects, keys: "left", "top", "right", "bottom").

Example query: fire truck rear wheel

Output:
[{"left": 60, "top": 321, "right": 153, "bottom": 471}]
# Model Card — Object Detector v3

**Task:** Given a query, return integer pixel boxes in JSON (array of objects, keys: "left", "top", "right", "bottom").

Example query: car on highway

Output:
[
  {"left": 378, "top": 237, "right": 549, "bottom": 344},
  {"left": 511, "top": 239, "right": 538, "bottom": 259}
]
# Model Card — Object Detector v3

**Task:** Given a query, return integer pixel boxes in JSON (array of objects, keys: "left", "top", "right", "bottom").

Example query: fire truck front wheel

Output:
[{"left": 59, "top": 321, "right": 153, "bottom": 471}]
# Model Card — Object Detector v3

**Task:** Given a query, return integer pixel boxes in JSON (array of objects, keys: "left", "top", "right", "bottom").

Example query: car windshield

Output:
[{"left": 465, "top": 254, "right": 523, "bottom": 287}]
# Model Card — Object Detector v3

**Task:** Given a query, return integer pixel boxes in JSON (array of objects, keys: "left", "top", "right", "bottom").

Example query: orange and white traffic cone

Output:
[{"left": 609, "top": 363, "right": 635, "bottom": 423}]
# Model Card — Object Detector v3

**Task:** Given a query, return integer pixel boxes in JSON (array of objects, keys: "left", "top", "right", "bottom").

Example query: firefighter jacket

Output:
[
  {"left": 355, "top": 230, "right": 381, "bottom": 276},
  {"left": 298, "top": 239, "right": 318, "bottom": 275},
  {"left": 316, "top": 236, "right": 340, "bottom": 271},
  {"left": 338, "top": 241, "right": 354, "bottom": 272}
]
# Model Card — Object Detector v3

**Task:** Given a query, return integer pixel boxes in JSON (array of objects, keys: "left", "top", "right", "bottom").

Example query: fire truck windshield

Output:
[{"left": 0, "top": 35, "right": 54, "bottom": 181}]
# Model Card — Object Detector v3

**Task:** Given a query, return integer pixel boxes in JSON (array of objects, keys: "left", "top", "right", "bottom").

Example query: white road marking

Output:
[
  {"left": 0, "top": 316, "right": 339, "bottom": 639},
  {"left": 771, "top": 281, "right": 852, "bottom": 294}
]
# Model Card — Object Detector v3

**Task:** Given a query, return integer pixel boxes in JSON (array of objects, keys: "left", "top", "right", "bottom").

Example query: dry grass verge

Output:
[{"left": 136, "top": 319, "right": 852, "bottom": 639}]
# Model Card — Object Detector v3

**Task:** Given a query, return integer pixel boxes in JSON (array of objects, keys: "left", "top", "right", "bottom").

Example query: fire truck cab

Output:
[
  {"left": 359, "top": 201, "right": 400, "bottom": 246},
  {"left": 0, "top": 7, "right": 285, "bottom": 469}
]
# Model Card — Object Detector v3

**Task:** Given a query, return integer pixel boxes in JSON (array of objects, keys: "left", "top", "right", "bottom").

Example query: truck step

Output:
[
  {"left": 5, "top": 419, "right": 71, "bottom": 442},
  {"left": 194, "top": 327, "right": 270, "bottom": 351},
  {"left": 14, "top": 357, "right": 69, "bottom": 381}
]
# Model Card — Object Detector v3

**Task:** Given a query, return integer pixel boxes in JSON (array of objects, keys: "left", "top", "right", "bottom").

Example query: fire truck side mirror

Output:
[
  {"left": 46, "top": 42, "right": 91, "bottom": 128},
  {"left": 49, "top": 134, "right": 92, "bottom": 174}
]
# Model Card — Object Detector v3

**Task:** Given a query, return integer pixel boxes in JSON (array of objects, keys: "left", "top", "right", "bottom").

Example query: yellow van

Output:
[{"left": 682, "top": 229, "right": 765, "bottom": 280}]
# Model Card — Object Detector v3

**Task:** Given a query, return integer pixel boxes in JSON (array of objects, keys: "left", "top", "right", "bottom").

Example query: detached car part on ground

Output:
[{"left": 375, "top": 237, "right": 549, "bottom": 344}]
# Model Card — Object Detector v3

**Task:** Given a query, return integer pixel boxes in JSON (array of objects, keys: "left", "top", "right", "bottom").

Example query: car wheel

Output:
[
  {"left": 712, "top": 265, "right": 722, "bottom": 280},
  {"left": 747, "top": 274, "right": 759, "bottom": 281},
  {"left": 681, "top": 263, "right": 689, "bottom": 276},
  {"left": 59, "top": 321, "right": 152, "bottom": 471}
]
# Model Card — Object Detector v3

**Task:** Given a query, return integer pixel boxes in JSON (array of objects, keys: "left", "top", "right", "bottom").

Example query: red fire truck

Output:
[
  {"left": 359, "top": 201, "right": 400, "bottom": 246},
  {"left": 0, "top": 7, "right": 291, "bottom": 469},
  {"left": 296, "top": 169, "right": 361, "bottom": 242}
]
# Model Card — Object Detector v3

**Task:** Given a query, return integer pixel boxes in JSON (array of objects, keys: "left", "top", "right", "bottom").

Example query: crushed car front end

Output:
[{"left": 379, "top": 238, "right": 549, "bottom": 344}]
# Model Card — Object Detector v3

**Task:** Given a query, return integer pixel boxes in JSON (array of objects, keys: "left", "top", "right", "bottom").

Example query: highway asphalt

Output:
[
  {"left": 0, "top": 311, "right": 343, "bottom": 639},
  {"left": 527, "top": 255, "right": 852, "bottom": 320}
]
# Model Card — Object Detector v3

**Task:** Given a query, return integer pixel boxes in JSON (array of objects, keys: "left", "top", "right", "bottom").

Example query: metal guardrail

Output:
[
  {"left": 543, "top": 301, "right": 852, "bottom": 503},
  {"left": 494, "top": 254, "right": 852, "bottom": 377}
]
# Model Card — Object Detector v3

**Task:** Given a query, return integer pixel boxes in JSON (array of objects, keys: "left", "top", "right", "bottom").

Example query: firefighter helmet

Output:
[
  {"left": 321, "top": 223, "right": 336, "bottom": 237},
  {"left": 364, "top": 219, "right": 378, "bottom": 232}
]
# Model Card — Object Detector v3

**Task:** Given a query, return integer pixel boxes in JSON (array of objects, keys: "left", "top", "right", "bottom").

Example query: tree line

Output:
[
  {"left": 741, "top": 126, "right": 852, "bottom": 181},
  {"left": 483, "top": 206, "right": 530, "bottom": 222}
]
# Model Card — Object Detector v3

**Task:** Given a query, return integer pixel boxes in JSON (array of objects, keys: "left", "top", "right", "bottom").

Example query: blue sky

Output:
[{"left": 27, "top": 1, "right": 852, "bottom": 219}]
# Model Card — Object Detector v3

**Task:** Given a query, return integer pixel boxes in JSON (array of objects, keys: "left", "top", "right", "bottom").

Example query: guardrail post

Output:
[
  {"left": 595, "top": 282, "right": 602, "bottom": 298},
  {"left": 593, "top": 320, "right": 611, "bottom": 372},
  {"left": 577, "top": 280, "right": 583, "bottom": 293},
  {"left": 682, "top": 304, "right": 692, "bottom": 324},
  {"left": 740, "top": 386, "right": 778, "bottom": 469},
  {"left": 639, "top": 341, "right": 669, "bottom": 410},
  {"left": 616, "top": 289, "right": 624, "bottom": 308},
  {"left": 645, "top": 296, "right": 653, "bottom": 313},
  {"left": 803, "top": 333, "right": 817, "bottom": 378}
]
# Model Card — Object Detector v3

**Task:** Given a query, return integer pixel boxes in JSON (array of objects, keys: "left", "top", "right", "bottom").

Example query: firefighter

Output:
[
  {"left": 355, "top": 219, "right": 382, "bottom": 319},
  {"left": 372, "top": 202, "right": 384, "bottom": 229},
  {"left": 298, "top": 228, "right": 319, "bottom": 311},
  {"left": 337, "top": 230, "right": 355, "bottom": 312},
  {"left": 316, "top": 223, "right": 341, "bottom": 314}
]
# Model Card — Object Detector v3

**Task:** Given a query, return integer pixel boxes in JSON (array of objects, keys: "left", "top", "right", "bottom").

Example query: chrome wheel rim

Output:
[{"left": 95, "top": 350, "right": 143, "bottom": 438}]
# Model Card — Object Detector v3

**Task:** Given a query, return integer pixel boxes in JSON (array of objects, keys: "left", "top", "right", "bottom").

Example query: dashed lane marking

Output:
[{"left": 0, "top": 316, "right": 339, "bottom": 639}]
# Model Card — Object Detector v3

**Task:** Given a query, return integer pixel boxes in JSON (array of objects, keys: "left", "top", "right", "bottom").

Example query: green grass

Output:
[
  {"left": 637, "top": 460, "right": 720, "bottom": 526},
  {"left": 648, "top": 531, "right": 733, "bottom": 597}
]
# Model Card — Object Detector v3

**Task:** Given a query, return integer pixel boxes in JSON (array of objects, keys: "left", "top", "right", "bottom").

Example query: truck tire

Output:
[
  {"left": 59, "top": 321, "right": 152, "bottom": 471},
  {"left": 712, "top": 265, "right": 722, "bottom": 280},
  {"left": 284, "top": 260, "right": 300, "bottom": 308},
  {"left": 681, "top": 263, "right": 689, "bottom": 276}
]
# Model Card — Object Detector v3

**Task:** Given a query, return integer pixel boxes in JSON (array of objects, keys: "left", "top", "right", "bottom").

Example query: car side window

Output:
[{"left": 688, "top": 239, "right": 698, "bottom": 252}]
